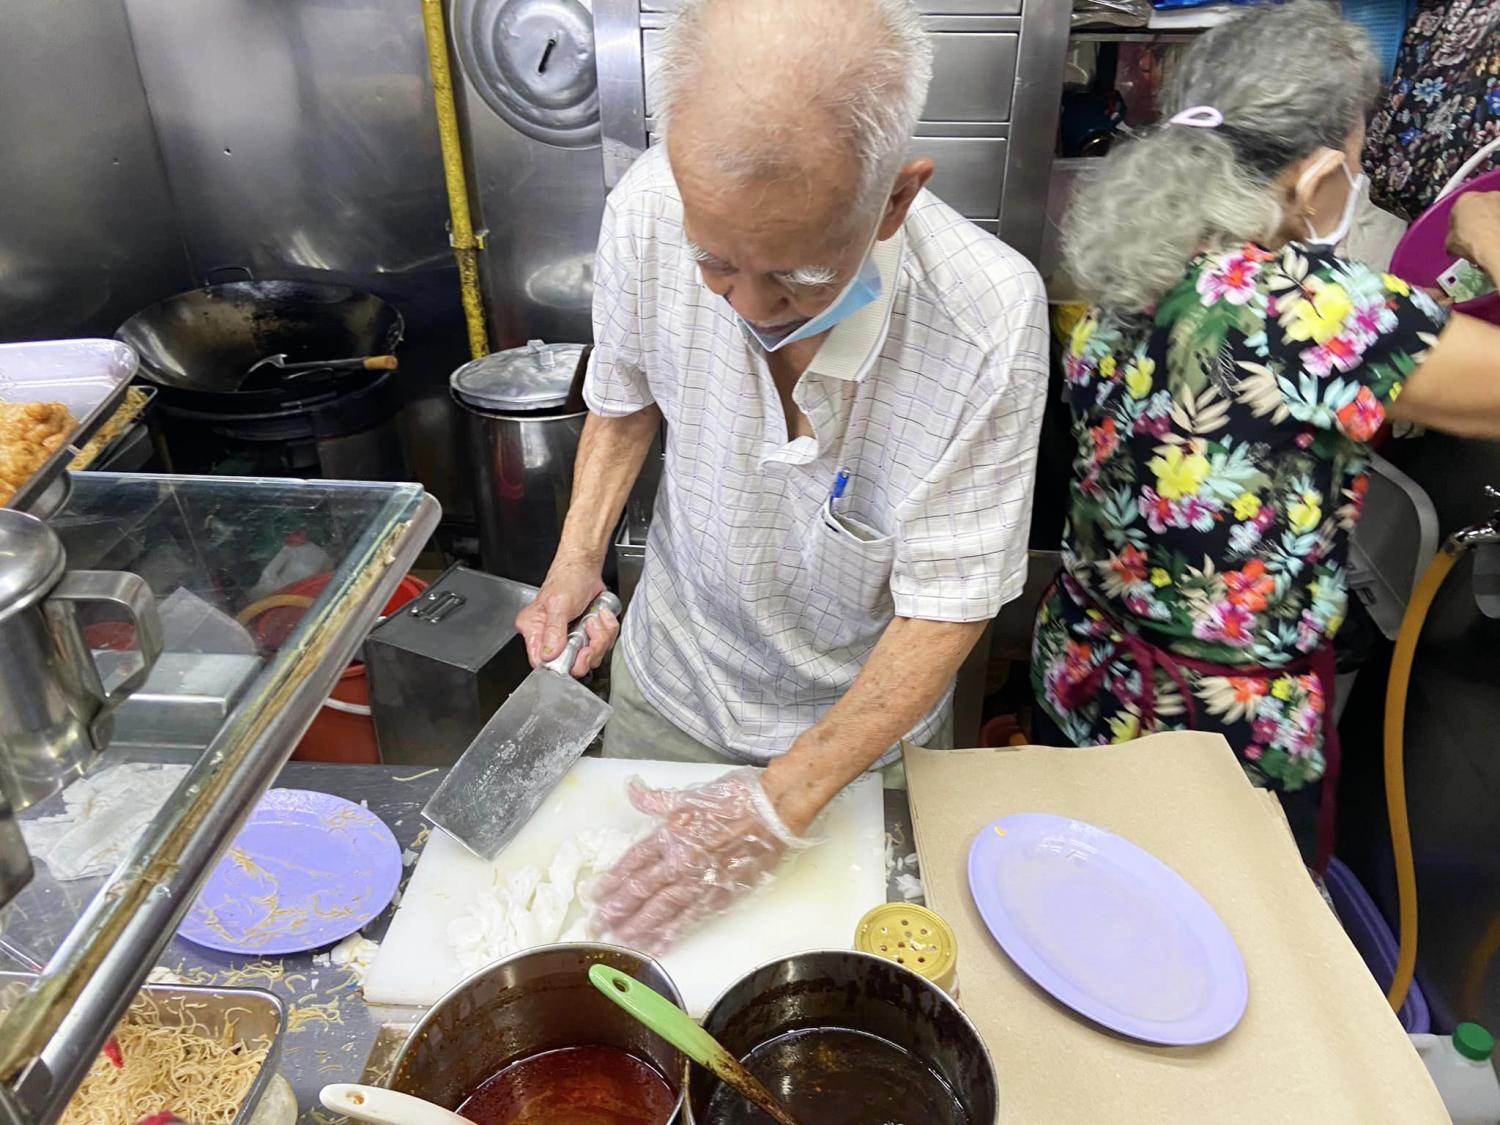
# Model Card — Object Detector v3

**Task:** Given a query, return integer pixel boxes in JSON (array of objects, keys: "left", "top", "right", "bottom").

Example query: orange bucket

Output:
[{"left": 242, "top": 573, "right": 428, "bottom": 764}]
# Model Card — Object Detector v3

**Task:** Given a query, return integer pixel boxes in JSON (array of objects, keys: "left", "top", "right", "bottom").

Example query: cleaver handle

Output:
[{"left": 541, "top": 591, "right": 624, "bottom": 675}]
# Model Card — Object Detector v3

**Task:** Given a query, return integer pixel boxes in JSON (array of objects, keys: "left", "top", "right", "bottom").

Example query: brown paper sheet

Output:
[{"left": 904, "top": 732, "right": 1446, "bottom": 1124}]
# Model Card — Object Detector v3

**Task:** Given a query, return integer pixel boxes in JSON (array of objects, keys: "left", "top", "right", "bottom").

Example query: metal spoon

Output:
[
  {"left": 246, "top": 353, "right": 399, "bottom": 378},
  {"left": 588, "top": 964, "right": 802, "bottom": 1125}
]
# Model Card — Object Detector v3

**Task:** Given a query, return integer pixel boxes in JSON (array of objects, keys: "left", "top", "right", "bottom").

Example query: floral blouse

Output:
[
  {"left": 1033, "top": 242, "right": 1447, "bottom": 790},
  {"left": 1366, "top": 0, "right": 1500, "bottom": 221}
]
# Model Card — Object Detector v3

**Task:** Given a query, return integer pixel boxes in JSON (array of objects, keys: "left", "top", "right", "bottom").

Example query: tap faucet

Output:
[{"left": 1451, "top": 485, "right": 1500, "bottom": 549}]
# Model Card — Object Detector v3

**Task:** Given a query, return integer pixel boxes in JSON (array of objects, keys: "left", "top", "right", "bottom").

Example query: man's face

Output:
[{"left": 669, "top": 134, "right": 878, "bottom": 337}]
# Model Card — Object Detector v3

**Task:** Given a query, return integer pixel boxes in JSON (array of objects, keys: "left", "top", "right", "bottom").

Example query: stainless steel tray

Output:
[
  {"left": 0, "top": 339, "right": 137, "bottom": 512},
  {"left": 71, "top": 384, "right": 158, "bottom": 472},
  {"left": 0, "top": 971, "right": 285, "bottom": 1120}
]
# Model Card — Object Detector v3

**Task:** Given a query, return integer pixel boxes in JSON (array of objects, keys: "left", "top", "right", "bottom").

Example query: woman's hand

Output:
[{"left": 1447, "top": 191, "right": 1500, "bottom": 276}]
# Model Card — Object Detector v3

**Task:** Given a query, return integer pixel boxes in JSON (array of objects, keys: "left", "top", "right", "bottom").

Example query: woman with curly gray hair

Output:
[{"left": 1031, "top": 0, "right": 1500, "bottom": 861}]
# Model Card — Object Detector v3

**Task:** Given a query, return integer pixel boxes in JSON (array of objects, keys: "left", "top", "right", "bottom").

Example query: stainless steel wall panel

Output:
[
  {"left": 462, "top": 82, "right": 606, "bottom": 347},
  {"left": 619, "top": 1, "right": 1065, "bottom": 262},
  {"left": 909, "top": 137, "right": 1008, "bottom": 220},
  {"left": 642, "top": 28, "right": 1019, "bottom": 124},
  {"left": 121, "top": 0, "right": 456, "bottom": 302},
  {"left": 997, "top": 0, "right": 1068, "bottom": 262},
  {"left": 596, "top": 0, "right": 649, "bottom": 189},
  {"left": 122, "top": 0, "right": 472, "bottom": 520},
  {"left": 0, "top": 0, "right": 189, "bottom": 341},
  {"left": 924, "top": 33, "right": 1020, "bottom": 122}
]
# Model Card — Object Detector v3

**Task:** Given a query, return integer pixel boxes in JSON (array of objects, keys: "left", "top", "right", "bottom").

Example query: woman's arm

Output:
[
  {"left": 1388, "top": 193, "right": 1500, "bottom": 439},
  {"left": 1388, "top": 314, "right": 1500, "bottom": 439}
]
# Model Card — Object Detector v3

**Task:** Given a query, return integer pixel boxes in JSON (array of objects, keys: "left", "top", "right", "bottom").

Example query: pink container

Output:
[{"left": 1389, "top": 166, "right": 1500, "bottom": 328}]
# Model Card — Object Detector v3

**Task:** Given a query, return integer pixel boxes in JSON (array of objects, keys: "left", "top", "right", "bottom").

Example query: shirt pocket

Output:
[{"left": 800, "top": 501, "right": 896, "bottom": 649}]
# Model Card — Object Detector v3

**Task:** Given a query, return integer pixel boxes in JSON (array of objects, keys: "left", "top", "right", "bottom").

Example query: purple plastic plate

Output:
[
  {"left": 179, "top": 789, "right": 401, "bottom": 956},
  {"left": 967, "top": 813, "right": 1248, "bottom": 1046}
]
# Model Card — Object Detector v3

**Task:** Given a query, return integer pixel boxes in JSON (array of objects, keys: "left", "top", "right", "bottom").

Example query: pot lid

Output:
[
  {"left": 0, "top": 508, "right": 65, "bottom": 622},
  {"left": 453, "top": 0, "right": 600, "bottom": 149},
  {"left": 451, "top": 339, "right": 586, "bottom": 412}
]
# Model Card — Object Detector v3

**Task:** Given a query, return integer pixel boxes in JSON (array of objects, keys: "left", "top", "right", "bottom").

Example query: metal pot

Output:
[
  {"left": 0, "top": 509, "right": 162, "bottom": 815},
  {"left": 117, "top": 275, "right": 404, "bottom": 396},
  {"left": 116, "top": 275, "right": 409, "bottom": 480},
  {"left": 690, "top": 950, "right": 999, "bottom": 1125},
  {"left": 450, "top": 340, "right": 589, "bottom": 586},
  {"left": 387, "top": 943, "right": 688, "bottom": 1121}
]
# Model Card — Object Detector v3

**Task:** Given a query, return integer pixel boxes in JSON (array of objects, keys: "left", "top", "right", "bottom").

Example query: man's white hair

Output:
[{"left": 654, "top": 0, "right": 933, "bottom": 218}]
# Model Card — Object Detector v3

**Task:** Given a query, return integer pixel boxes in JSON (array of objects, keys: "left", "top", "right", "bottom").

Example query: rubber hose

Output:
[
  {"left": 1384, "top": 546, "right": 1459, "bottom": 1012},
  {"left": 235, "top": 593, "right": 316, "bottom": 626}
]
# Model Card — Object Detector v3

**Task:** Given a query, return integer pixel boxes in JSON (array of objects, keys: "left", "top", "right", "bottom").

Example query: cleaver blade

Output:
[{"left": 422, "top": 593, "right": 620, "bottom": 861}]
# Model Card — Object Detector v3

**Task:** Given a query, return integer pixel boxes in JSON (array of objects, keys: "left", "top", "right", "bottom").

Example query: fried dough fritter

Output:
[{"left": 0, "top": 400, "right": 76, "bottom": 506}]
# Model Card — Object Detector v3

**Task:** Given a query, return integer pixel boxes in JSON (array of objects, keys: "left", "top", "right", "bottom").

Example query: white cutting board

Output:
[{"left": 363, "top": 758, "right": 886, "bottom": 1017}]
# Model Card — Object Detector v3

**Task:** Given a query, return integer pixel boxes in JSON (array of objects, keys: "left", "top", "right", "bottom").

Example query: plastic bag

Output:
[{"left": 1072, "top": 0, "right": 1151, "bottom": 29}]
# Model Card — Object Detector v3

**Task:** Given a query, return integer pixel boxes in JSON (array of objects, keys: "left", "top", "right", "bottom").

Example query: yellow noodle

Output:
[
  {"left": 286, "top": 1000, "right": 344, "bottom": 1031},
  {"left": 69, "top": 387, "right": 151, "bottom": 471},
  {"left": 57, "top": 992, "right": 269, "bottom": 1125}
]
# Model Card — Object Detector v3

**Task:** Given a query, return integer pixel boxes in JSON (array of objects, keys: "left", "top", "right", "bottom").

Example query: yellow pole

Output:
[{"left": 421, "top": 0, "right": 490, "bottom": 360}]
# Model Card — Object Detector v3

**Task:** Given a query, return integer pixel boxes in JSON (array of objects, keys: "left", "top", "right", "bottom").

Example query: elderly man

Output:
[{"left": 515, "top": 0, "right": 1048, "bottom": 952}]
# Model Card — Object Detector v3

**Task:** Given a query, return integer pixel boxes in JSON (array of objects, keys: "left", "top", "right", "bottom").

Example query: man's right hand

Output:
[{"left": 516, "top": 554, "right": 619, "bottom": 678}]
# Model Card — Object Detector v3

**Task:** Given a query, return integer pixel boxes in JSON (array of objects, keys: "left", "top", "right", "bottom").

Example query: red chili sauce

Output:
[{"left": 457, "top": 1045, "right": 677, "bottom": 1125}]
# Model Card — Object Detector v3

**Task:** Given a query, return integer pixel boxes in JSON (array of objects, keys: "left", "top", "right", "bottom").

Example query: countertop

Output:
[{"left": 2, "top": 762, "right": 918, "bottom": 1124}]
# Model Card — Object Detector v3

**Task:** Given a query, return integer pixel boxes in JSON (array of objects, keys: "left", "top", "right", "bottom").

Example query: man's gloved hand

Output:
[{"left": 589, "top": 768, "right": 813, "bottom": 955}]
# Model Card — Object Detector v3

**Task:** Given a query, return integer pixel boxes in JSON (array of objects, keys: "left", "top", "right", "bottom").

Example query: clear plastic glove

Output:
[{"left": 589, "top": 768, "right": 812, "bottom": 955}]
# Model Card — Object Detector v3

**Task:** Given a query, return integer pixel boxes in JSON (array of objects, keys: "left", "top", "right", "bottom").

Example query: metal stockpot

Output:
[
  {"left": 386, "top": 943, "right": 688, "bottom": 1121},
  {"left": 690, "top": 950, "right": 999, "bottom": 1124},
  {"left": 451, "top": 340, "right": 588, "bottom": 586},
  {"left": 0, "top": 508, "right": 163, "bottom": 814}
]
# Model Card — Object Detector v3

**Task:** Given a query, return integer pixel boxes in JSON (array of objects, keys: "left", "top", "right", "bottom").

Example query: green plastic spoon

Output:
[{"left": 588, "top": 964, "right": 801, "bottom": 1125}]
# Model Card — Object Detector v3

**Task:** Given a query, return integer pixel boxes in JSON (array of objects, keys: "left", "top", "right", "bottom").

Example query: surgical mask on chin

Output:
[
  {"left": 733, "top": 240, "right": 884, "bottom": 353},
  {"left": 1298, "top": 155, "right": 1367, "bottom": 248}
]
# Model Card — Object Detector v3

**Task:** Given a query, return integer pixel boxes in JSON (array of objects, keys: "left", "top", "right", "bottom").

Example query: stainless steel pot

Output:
[
  {"left": 690, "top": 950, "right": 999, "bottom": 1125},
  {"left": 387, "top": 942, "right": 689, "bottom": 1121},
  {"left": 451, "top": 340, "right": 588, "bottom": 586},
  {"left": 0, "top": 509, "right": 163, "bottom": 814}
]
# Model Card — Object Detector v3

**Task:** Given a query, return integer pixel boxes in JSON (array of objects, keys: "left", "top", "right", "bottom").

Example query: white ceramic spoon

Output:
[{"left": 319, "top": 1084, "right": 474, "bottom": 1125}]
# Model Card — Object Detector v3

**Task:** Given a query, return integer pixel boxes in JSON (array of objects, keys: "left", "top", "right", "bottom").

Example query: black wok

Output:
[{"left": 117, "top": 280, "right": 404, "bottom": 396}]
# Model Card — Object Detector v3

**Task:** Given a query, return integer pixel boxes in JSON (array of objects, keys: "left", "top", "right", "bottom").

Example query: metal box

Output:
[
  {"left": 364, "top": 565, "right": 537, "bottom": 766},
  {"left": 97, "top": 651, "right": 262, "bottom": 752}
]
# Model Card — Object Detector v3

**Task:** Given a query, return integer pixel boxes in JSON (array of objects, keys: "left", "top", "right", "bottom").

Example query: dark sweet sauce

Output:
[
  {"left": 457, "top": 1045, "right": 677, "bottom": 1125},
  {"left": 702, "top": 1028, "right": 969, "bottom": 1125}
]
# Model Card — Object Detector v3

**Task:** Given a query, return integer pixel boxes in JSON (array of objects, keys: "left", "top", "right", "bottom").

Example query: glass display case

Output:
[{"left": 0, "top": 472, "right": 438, "bottom": 1125}]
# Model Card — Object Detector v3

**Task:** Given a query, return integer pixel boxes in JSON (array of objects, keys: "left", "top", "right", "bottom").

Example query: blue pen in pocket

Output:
[{"left": 829, "top": 467, "right": 851, "bottom": 510}]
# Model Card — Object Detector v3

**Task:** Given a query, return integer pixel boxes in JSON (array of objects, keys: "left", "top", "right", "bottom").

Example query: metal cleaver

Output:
[{"left": 421, "top": 592, "right": 622, "bottom": 860}]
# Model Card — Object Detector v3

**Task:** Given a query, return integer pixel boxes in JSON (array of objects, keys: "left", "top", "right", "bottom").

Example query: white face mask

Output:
[{"left": 1297, "top": 154, "right": 1367, "bottom": 248}]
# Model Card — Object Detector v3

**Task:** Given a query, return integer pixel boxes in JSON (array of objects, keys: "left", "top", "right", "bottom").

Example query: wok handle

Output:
[
  {"left": 319, "top": 1084, "right": 471, "bottom": 1125},
  {"left": 541, "top": 591, "right": 623, "bottom": 675},
  {"left": 364, "top": 355, "right": 400, "bottom": 370}
]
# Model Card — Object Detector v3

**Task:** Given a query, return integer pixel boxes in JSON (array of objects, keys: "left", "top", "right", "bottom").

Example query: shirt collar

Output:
[{"left": 804, "top": 227, "right": 905, "bottom": 383}]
